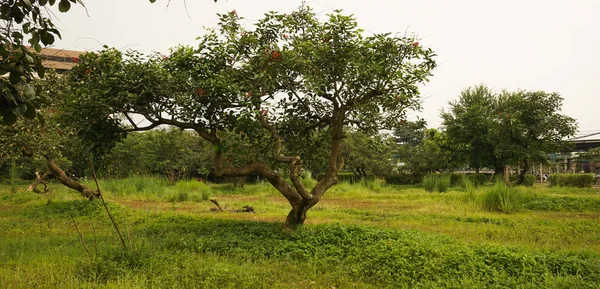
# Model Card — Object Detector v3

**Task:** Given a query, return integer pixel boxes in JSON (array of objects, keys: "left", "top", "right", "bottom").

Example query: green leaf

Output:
[
  {"left": 23, "top": 84, "right": 36, "bottom": 99},
  {"left": 34, "top": 44, "right": 42, "bottom": 53},
  {"left": 49, "top": 0, "right": 56, "bottom": 5},
  {"left": 39, "top": 0, "right": 48, "bottom": 5},
  {"left": 40, "top": 31, "right": 55, "bottom": 46},
  {"left": 149, "top": 0, "right": 157, "bottom": 2},
  {"left": 16, "top": 103, "right": 28, "bottom": 114},
  {"left": 1, "top": 110, "right": 17, "bottom": 125},
  {"left": 30, "top": 32, "right": 40, "bottom": 45},
  {"left": 58, "top": 0, "right": 71, "bottom": 12},
  {"left": 24, "top": 103, "right": 36, "bottom": 119},
  {"left": 9, "top": 72, "right": 21, "bottom": 85}
]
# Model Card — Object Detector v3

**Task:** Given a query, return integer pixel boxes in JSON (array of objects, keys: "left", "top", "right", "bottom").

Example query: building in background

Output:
[{"left": 35, "top": 47, "right": 85, "bottom": 72}]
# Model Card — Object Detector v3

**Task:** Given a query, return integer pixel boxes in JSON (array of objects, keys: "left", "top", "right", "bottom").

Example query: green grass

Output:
[{"left": 1, "top": 178, "right": 600, "bottom": 288}]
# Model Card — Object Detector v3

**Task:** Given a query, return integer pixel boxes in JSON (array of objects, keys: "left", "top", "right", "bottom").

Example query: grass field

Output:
[{"left": 1, "top": 177, "right": 599, "bottom": 288}]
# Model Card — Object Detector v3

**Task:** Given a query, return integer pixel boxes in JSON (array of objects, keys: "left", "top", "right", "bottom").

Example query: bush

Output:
[
  {"left": 509, "top": 175, "right": 536, "bottom": 186},
  {"left": 481, "top": 181, "right": 521, "bottom": 213},
  {"left": 384, "top": 173, "right": 421, "bottom": 185},
  {"left": 436, "top": 176, "right": 450, "bottom": 193},
  {"left": 548, "top": 174, "right": 594, "bottom": 188},
  {"left": 422, "top": 175, "right": 437, "bottom": 192},
  {"left": 316, "top": 172, "right": 361, "bottom": 183},
  {"left": 467, "top": 173, "right": 492, "bottom": 187},
  {"left": 450, "top": 173, "right": 466, "bottom": 186}
]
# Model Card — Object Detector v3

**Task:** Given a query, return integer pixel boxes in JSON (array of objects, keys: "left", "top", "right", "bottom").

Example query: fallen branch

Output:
[
  {"left": 24, "top": 171, "right": 49, "bottom": 194},
  {"left": 209, "top": 199, "right": 223, "bottom": 211}
]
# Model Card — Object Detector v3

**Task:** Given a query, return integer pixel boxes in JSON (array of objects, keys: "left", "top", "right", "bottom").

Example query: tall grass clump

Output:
[
  {"left": 422, "top": 175, "right": 437, "bottom": 192},
  {"left": 481, "top": 181, "right": 522, "bottom": 213},
  {"left": 435, "top": 175, "right": 450, "bottom": 193},
  {"left": 461, "top": 178, "right": 477, "bottom": 203}
]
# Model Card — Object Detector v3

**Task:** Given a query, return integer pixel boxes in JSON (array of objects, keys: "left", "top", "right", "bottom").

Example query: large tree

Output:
[{"left": 64, "top": 7, "right": 436, "bottom": 226}]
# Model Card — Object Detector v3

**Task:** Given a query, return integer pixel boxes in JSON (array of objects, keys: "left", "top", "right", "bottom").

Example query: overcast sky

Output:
[{"left": 49, "top": 0, "right": 599, "bottom": 134}]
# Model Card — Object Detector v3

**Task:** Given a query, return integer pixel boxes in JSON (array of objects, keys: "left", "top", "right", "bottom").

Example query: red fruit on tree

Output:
[
  {"left": 195, "top": 88, "right": 205, "bottom": 96},
  {"left": 270, "top": 50, "right": 281, "bottom": 62},
  {"left": 230, "top": 10, "right": 237, "bottom": 16},
  {"left": 283, "top": 34, "right": 288, "bottom": 40},
  {"left": 71, "top": 57, "right": 79, "bottom": 63},
  {"left": 412, "top": 42, "right": 419, "bottom": 47},
  {"left": 261, "top": 109, "right": 268, "bottom": 116},
  {"left": 245, "top": 92, "right": 253, "bottom": 98}
]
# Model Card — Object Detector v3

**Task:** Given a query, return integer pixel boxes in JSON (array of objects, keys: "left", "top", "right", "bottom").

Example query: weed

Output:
[
  {"left": 422, "top": 175, "right": 436, "bottom": 192},
  {"left": 436, "top": 176, "right": 450, "bottom": 193},
  {"left": 481, "top": 181, "right": 522, "bottom": 213}
]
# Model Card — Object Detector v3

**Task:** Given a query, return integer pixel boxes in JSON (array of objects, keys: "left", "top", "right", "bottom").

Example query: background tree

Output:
[
  {"left": 64, "top": 6, "right": 436, "bottom": 226},
  {"left": 396, "top": 128, "right": 451, "bottom": 175},
  {"left": 491, "top": 90, "right": 577, "bottom": 183},
  {"left": 441, "top": 85, "right": 500, "bottom": 173},
  {"left": 442, "top": 85, "right": 577, "bottom": 183},
  {"left": 341, "top": 130, "right": 395, "bottom": 179}
]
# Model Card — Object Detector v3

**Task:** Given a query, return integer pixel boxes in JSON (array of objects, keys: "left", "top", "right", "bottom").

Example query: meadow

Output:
[{"left": 1, "top": 176, "right": 599, "bottom": 288}]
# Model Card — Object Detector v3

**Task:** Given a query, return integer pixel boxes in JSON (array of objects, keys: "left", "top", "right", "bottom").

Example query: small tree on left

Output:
[{"left": 0, "top": 71, "right": 99, "bottom": 198}]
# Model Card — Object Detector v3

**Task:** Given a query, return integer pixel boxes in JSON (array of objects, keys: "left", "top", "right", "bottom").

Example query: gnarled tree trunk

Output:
[{"left": 45, "top": 156, "right": 100, "bottom": 199}]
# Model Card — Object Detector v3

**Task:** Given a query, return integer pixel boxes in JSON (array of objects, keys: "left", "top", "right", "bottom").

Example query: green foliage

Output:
[
  {"left": 548, "top": 173, "right": 594, "bottom": 188},
  {"left": 481, "top": 181, "right": 522, "bottom": 213},
  {"left": 422, "top": 174, "right": 437, "bottom": 192},
  {"left": 384, "top": 173, "right": 421, "bottom": 185}
]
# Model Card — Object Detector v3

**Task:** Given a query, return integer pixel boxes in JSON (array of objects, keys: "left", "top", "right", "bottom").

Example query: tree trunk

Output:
[
  {"left": 46, "top": 156, "right": 100, "bottom": 199},
  {"left": 285, "top": 198, "right": 318, "bottom": 226}
]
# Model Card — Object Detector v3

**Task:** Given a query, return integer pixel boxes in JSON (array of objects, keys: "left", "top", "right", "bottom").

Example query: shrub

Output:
[
  {"left": 316, "top": 172, "right": 358, "bottom": 183},
  {"left": 509, "top": 175, "right": 536, "bottom": 186},
  {"left": 422, "top": 175, "right": 437, "bottom": 192},
  {"left": 450, "top": 173, "right": 466, "bottom": 186},
  {"left": 384, "top": 173, "right": 421, "bottom": 185},
  {"left": 480, "top": 181, "right": 521, "bottom": 213},
  {"left": 548, "top": 174, "right": 594, "bottom": 188},
  {"left": 467, "top": 173, "right": 492, "bottom": 187},
  {"left": 436, "top": 176, "right": 450, "bottom": 193}
]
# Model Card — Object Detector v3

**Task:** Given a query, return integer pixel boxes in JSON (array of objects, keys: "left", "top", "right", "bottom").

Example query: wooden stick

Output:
[
  {"left": 70, "top": 213, "right": 92, "bottom": 259},
  {"left": 89, "top": 156, "right": 128, "bottom": 250}
]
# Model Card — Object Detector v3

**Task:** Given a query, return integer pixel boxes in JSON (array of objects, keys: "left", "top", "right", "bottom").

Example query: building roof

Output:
[{"left": 31, "top": 47, "right": 87, "bottom": 71}]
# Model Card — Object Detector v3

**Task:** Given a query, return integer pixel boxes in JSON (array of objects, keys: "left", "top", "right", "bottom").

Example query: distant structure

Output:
[{"left": 34, "top": 47, "right": 85, "bottom": 72}]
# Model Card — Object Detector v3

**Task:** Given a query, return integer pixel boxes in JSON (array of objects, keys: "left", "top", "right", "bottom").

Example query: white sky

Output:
[{"left": 49, "top": 0, "right": 600, "bottom": 134}]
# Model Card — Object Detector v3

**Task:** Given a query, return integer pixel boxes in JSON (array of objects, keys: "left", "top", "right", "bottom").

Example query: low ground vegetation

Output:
[{"left": 1, "top": 177, "right": 599, "bottom": 288}]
